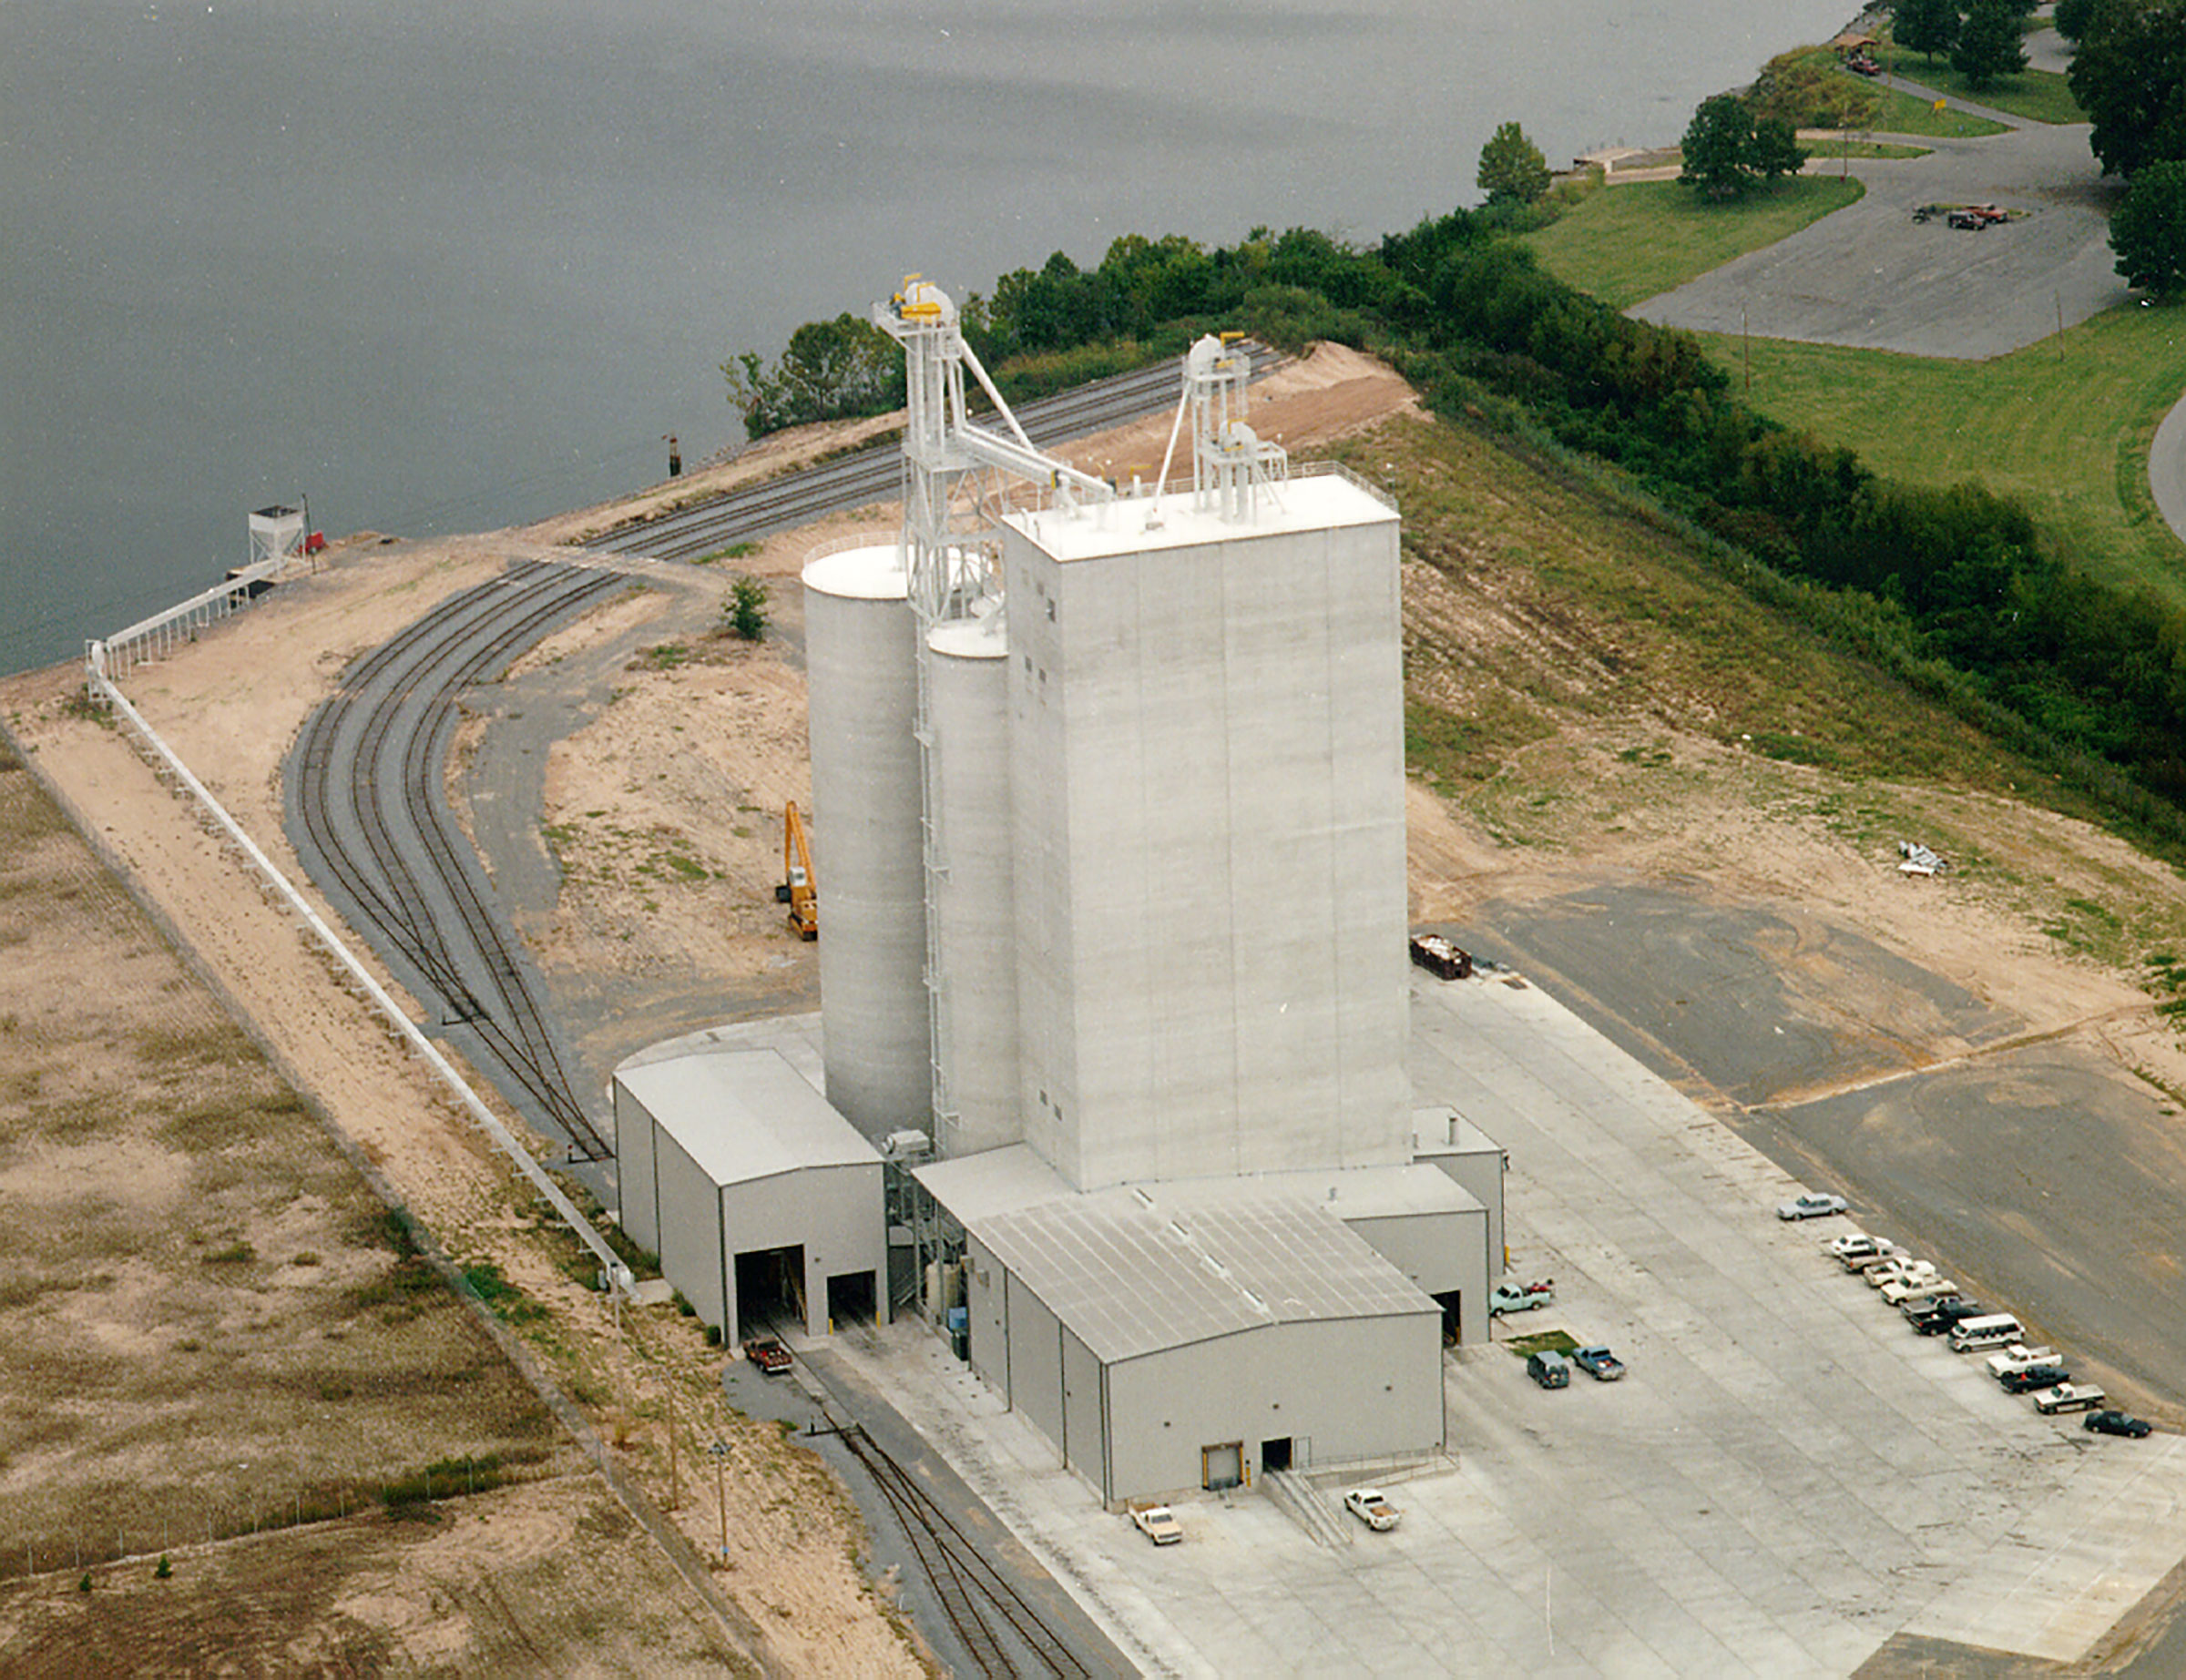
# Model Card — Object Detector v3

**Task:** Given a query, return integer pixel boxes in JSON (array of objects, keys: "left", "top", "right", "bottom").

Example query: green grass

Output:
[
  {"left": 1876, "top": 52, "right": 2083, "bottom": 126},
  {"left": 1522, "top": 176, "right": 1864, "bottom": 309},
  {"left": 1778, "top": 46, "right": 2008, "bottom": 137},
  {"left": 1698, "top": 302, "right": 2186, "bottom": 607}
]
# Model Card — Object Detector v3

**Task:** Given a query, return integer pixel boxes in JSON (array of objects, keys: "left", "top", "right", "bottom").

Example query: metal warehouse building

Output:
[
  {"left": 920, "top": 1145, "right": 1463, "bottom": 1502},
  {"left": 612, "top": 1045, "right": 886, "bottom": 1343}
]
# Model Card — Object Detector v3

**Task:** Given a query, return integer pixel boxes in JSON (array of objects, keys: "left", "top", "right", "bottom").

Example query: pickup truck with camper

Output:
[
  {"left": 2033, "top": 1382, "right": 2107, "bottom": 1415},
  {"left": 1490, "top": 1279, "right": 1556, "bottom": 1316},
  {"left": 1129, "top": 1502, "right": 1182, "bottom": 1545},
  {"left": 1526, "top": 1349, "right": 1571, "bottom": 1389}
]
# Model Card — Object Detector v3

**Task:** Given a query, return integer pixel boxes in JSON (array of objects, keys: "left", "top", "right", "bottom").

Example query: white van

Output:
[{"left": 1949, "top": 1313, "right": 2025, "bottom": 1352}]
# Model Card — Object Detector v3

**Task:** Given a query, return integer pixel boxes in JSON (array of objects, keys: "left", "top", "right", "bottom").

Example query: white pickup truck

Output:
[
  {"left": 1866, "top": 1257, "right": 1936, "bottom": 1290},
  {"left": 1129, "top": 1503, "right": 1182, "bottom": 1545},
  {"left": 1986, "top": 1344, "right": 2062, "bottom": 1379},
  {"left": 1827, "top": 1233, "right": 1901, "bottom": 1271},
  {"left": 2033, "top": 1382, "right": 2106, "bottom": 1415},
  {"left": 1881, "top": 1276, "right": 1956, "bottom": 1308}
]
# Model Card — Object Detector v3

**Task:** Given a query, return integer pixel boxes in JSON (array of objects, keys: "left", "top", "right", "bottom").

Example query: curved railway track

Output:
[
  {"left": 834, "top": 1422, "right": 1095, "bottom": 1680},
  {"left": 599, "top": 342, "right": 1280, "bottom": 564},
  {"left": 291, "top": 560, "right": 623, "bottom": 1160}
]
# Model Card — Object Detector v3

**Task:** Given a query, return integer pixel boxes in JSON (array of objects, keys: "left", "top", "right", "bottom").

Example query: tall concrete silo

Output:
[
  {"left": 925, "top": 607, "right": 1020, "bottom": 1159},
  {"left": 802, "top": 544, "right": 931, "bottom": 1139}
]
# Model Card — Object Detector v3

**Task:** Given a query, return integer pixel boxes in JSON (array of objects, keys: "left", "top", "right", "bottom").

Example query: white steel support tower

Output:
[{"left": 873, "top": 277, "right": 1113, "bottom": 1145}]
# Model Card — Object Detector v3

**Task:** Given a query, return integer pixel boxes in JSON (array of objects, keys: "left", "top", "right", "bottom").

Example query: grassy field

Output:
[
  {"left": 0, "top": 742, "right": 562, "bottom": 1573},
  {"left": 1522, "top": 176, "right": 1864, "bottom": 309},
  {"left": 1876, "top": 53, "right": 2082, "bottom": 126},
  {"left": 1693, "top": 306, "right": 2186, "bottom": 606}
]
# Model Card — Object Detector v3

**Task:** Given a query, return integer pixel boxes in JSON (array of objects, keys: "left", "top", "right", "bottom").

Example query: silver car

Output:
[{"left": 1777, "top": 1191, "right": 1849, "bottom": 1221}]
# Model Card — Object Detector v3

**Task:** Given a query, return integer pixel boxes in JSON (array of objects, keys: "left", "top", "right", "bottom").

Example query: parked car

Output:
[
  {"left": 1490, "top": 1279, "right": 1556, "bottom": 1316},
  {"left": 1526, "top": 1349, "right": 1571, "bottom": 1390},
  {"left": 1867, "top": 1257, "right": 1936, "bottom": 1289},
  {"left": 1778, "top": 1191, "right": 1849, "bottom": 1221},
  {"left": 1907, "top": 1299, "right": 1987, "bottom": 1334},
  {"left": 1344, "top": 1488, "right": 1401, "bottom": 1531},
  {"left": 742, "top": 1337, "right": 792, "bottom": 1375},
  {"left": 2000, "top": 1365, "right": 2073, "bottom": 1395},
  {"left": 2085, "top": 1410, "right": 2153, "bottom": 1439},
  {"left": 1827, "top": 1233, "right": 1901, "bottom": 1270},
  {"left": 1986, "top": 1345, "right": 2062, "bottom": 1379},
  {"left": 1946, "top": 209, "right": 1987, "bottom": 230},
  {"left": 1881, "top": 1276, "right": 1957, "bottom": 1308},
  {"left": 2033, "top": 1382, "right": 2107, "bottom": 1415},
  {"left": 1571, "top": 1345, "right": 1626, "bottom": 1381},
  {"left": 1129, "top": 1502, "right": 1183, "bottom": 1544}
]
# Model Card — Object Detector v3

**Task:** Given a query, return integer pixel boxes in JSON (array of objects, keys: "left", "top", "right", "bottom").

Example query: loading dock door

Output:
[
  {"left": 826, "top": 1269, "right": 876, "bottom": 1329},
  {"left": 1262, "top": 1437, "right": 1292, "bottom": 1473},
  {"left": 1202, "top": 1441, "right": 1244, "bottom": 1491},
  {"left": 735, "top": 1244, "right": 805, "bottom": 1332}
]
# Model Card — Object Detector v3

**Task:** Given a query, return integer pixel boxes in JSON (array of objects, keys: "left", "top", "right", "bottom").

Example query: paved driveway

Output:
[{"left": 1634, "top": 111, "right": 2125, "bottom": 360}]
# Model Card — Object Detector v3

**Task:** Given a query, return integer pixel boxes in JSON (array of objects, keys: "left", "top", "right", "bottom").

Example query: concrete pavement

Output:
[{"left": 812, "top": 974, "right": 2186, "bottom": 1675}]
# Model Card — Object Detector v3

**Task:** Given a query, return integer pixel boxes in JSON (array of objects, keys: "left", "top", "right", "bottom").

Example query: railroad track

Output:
[
  {"left": 598, "top": 342, "right": 1282, "bottom": 564},
  {"left": 834, "top": 1422, "right": 1095, "bottom": 1680},
  {"left": 292, "top": 560, "right": 621, "bottom": 1160}
]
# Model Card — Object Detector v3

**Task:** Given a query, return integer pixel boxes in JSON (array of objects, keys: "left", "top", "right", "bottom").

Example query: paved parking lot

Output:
[
  {"left": 824, "top": 976, "right": 2186, "bottom": 1675},
  {"left": 1633, "top": 109, "right": 2125, "bottom": 360}
]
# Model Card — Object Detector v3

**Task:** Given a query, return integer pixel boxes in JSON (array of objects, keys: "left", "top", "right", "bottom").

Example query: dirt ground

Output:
[{"left": 9, "top": 338, "right": 2186, "bottom": 1668}]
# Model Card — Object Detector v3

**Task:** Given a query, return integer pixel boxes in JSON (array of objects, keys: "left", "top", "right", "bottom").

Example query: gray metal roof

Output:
[
  {"left": 974, "top": 1189, "right": 1434, "bottom": 1365},
  {"left": 615, "top": 1046, "right": 878, "bottom": 1187}
]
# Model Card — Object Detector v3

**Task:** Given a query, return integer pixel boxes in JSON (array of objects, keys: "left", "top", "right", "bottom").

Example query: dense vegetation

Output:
[{"left": 732, "top": 200, "right": 2186, "bottom": 836}]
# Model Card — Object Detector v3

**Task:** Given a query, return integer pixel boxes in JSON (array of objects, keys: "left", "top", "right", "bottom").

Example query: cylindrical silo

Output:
[
  {"left": 802, "top": 544, "right": 931, "bottom": 1139},
  {"left": 926, "top": 608, "right": 1020, "bottom": 1159}
]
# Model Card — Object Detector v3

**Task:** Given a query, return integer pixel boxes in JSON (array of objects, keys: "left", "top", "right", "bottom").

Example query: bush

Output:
[
  {"left": 725, "top": 577, "right": 768, "bottom": 642},
  {"left": 2111, "top": 158, "right": 2186, "bottom": 296}
]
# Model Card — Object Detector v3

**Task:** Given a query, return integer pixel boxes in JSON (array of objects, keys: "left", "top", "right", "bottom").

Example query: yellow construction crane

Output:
[{"left": 779, "top": 802, "right": 818, "bottom": 941}]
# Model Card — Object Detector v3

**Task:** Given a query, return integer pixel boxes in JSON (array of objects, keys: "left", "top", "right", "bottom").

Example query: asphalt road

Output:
[
  {"left": 1448, "top": 884, "right": 2186, "bottom": 1430},
  {"left": 1633, "top": 103, "right": 2125, "bottom": 359}
]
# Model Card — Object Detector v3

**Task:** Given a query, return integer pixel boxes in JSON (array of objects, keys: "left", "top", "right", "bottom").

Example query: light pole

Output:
[{"left": 710, "top": 1440, "right": 730, "bottom": 1561}]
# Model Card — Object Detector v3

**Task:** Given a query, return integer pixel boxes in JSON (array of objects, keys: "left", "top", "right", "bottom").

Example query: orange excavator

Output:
[{"left": 778, "top": 802, "right": 818, "bottom": 941}]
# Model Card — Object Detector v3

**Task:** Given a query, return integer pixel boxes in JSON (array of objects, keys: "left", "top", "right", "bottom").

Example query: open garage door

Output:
[
  {"left": 735, "top": 1244, "right": 804, "bottom": 1336},
  {"left": 826, "top": 1269, "right": 876, "bottom": 1331}
]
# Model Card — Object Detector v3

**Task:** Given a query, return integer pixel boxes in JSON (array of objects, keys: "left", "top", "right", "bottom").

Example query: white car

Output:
[
  {"left": 1129, "top": 1503, "right": 1182, "bottom": 1545},
  {"left": 1986, "top": 1344, "right": 2062, "bottom": 1379},
  {"left": 1777, "top": 1191, "right": 1849, "bottom": 1221},
  {"left": 1344, "top": 1488, "right": 1400, "bottom": 1532},
  {"left": 1826, "top": 1233, "right": 1899, "bottom": 1269}
]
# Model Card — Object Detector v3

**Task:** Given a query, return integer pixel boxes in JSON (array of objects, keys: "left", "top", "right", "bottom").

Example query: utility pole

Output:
[{"left": 710, "top": 1440, "right": 730, "bottom": 1560}]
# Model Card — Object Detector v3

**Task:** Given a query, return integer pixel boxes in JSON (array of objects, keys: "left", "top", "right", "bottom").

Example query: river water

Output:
[{"left": 1, "top": 0, "right": 1858, "bottom": 675}]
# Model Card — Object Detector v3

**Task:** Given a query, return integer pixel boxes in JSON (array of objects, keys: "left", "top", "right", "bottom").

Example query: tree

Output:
[
  {"left": 1678, "top": 94, "right": 1810, "bottom": 199},
  {"left": 1953, "top": 0, "right": 2031, "bottom": 88},
  {"left": 2111, "top": 157, "right": 2186, "bottom": 291},
  {"left": 1476, "top": 120, "right": 1552, "bottom": 205},
  {"left": 722, "top": 312, "right": 904, "bottom": 438},
  {"left": 2055, "top": 0, "right": 2098, "bottom": 39},
  {"left": 1748, "top": 50, "right": 1881, "bottom": 128},
  {"left": 1895, "top": 0, "right": 1961, "bottom": 64},
  {"left": 2069, "top": 0, "right": 2186, "bottom": 177}
]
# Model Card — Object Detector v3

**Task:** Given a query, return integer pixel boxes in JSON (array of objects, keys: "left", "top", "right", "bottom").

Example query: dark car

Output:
[
  {"left": 2085, "top": 1410, "right": 2153, "bottom": 1439},
  {"left": 1900, "top": 1294, "right": 1967, "bottom": 1326},
  {"left": 2000, "top": 1364, "right": 2072, "bottom": 1394},
  {"left": 1946, "top": 209, "right": 1987, "bottom": 230},
  {"left": 1909, "top": 1300, "right": 1987, "bottom": 1336}
]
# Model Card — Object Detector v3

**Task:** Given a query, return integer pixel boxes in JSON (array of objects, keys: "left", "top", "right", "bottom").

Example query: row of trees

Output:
[
  {"left": 1896, "top": 0, "right": 2036, "bottom": 88},
  {"left": 722, "top": 179, "right": 2186, "bottom": 818}
]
